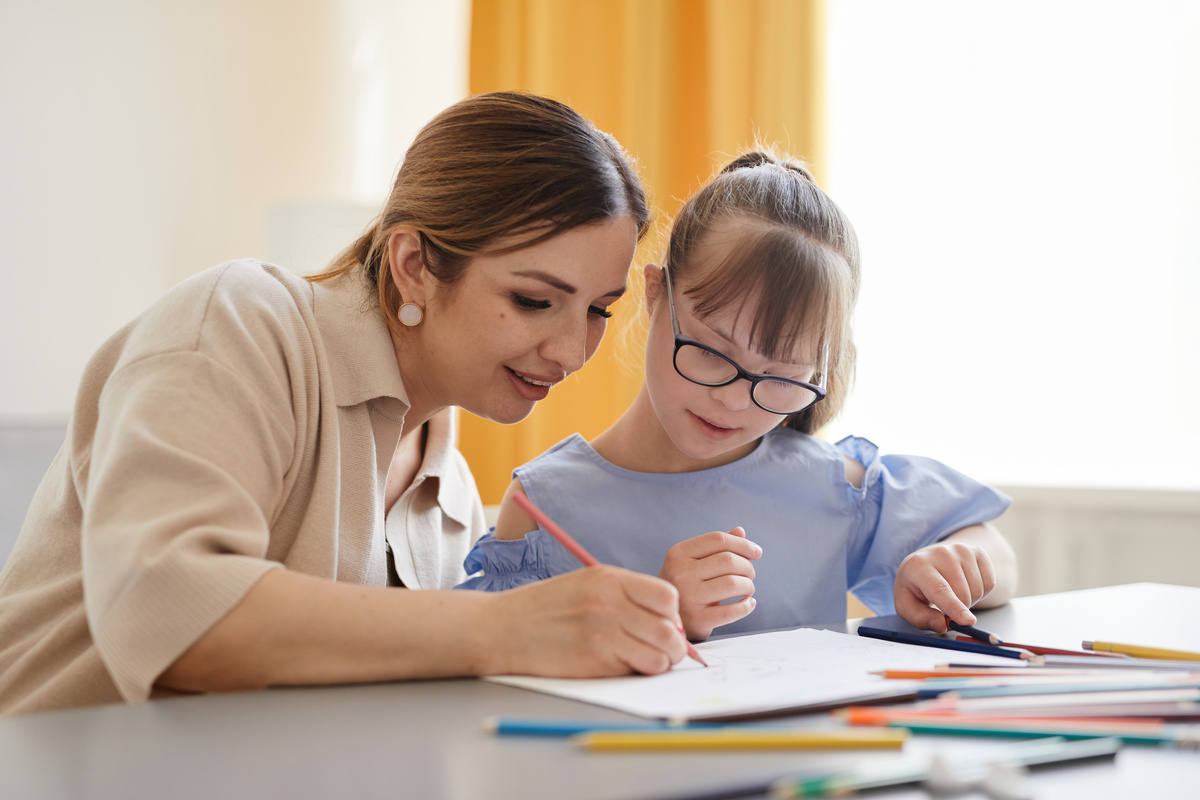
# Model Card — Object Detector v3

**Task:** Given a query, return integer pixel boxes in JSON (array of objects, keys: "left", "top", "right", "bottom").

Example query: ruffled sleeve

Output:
[
  {"left": 840, "top": 436, "right": 1012, "bottom": 616},
  {"left": 456, "top": 528, "right": 582, "bottom": 591}
]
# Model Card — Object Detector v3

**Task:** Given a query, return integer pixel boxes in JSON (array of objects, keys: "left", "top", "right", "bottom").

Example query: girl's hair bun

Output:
[{"left": 720, "top": 149, "right": 815, "bottom": 182}]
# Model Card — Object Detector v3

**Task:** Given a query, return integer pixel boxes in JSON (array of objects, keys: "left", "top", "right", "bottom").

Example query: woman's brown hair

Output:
[
  {"left": 665, "top": 148, "right": 861, "bottom": 434},
  {"left": 310, "top": 91, "right": 652, "bottom": 333}
]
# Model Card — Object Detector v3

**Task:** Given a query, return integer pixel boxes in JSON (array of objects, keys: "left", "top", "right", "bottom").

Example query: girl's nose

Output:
[{"left": 709, "top": 378, "right": 753, "bottom": 411}]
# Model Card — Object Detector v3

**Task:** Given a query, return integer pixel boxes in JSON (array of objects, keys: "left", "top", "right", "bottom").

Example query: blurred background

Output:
[{"left": 2, "top": 0, "right": 1198, "bottom": 595}]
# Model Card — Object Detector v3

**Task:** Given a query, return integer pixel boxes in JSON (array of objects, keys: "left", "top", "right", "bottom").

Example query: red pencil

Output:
[
  {"left": 511, "top": 491, "right": 708, "bottom": 667},
  {"left": 950, "top": 634, "right": 1124, "bottom": 658}
]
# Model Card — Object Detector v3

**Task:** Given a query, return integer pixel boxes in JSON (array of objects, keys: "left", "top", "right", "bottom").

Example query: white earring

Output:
[{"left": 398, "top": 302, "right": 424, "bottom": 327}]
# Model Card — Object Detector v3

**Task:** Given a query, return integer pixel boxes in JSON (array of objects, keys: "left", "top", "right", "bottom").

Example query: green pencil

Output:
[{"left": 882, "top": 718, "right": 1200, "bottom": 747}]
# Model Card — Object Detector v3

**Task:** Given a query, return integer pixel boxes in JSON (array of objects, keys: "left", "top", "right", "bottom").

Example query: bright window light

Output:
[{"left": 825, "top": 0, "right": 1200, "bottom": 489}]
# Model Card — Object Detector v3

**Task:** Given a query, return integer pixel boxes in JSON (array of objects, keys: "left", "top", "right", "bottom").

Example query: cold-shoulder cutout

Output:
[
  {"left": 493, "top": 477, "right": 538, "bottom": 541},
  {"left": 841, "top": 455, "right": 866, "bottom": 489}
]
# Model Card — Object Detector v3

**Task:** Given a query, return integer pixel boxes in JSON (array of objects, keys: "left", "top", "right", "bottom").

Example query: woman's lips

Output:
[{"left": 506, "top": 367, "right": 557, "bottom": 401}]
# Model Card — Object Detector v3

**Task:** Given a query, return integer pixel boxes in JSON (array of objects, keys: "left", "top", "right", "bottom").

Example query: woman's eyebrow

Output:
[
  {"left": 512, "top": 270, "right": 626, "bottom": 299},
  {"left": 513, "top": 269, "right": 576, "bottom": 293}
]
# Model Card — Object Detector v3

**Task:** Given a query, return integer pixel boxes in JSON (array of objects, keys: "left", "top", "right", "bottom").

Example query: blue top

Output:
[{"left": 457, "top": 428, "right": 1010, "bottom": 634}]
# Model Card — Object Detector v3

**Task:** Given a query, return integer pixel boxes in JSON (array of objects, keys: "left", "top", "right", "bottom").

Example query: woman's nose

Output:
[{"left": 540, "top": 313, "right": 589, "bottom": 376}]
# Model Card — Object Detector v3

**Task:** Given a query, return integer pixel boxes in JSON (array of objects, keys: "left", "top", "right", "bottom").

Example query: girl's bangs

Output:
[{"left": 685, "top": 226, "right": 853, "bottom": 368}]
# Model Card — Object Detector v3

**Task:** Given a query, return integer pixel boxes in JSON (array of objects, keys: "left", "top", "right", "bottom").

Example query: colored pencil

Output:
[
  {"left": 920, "top": 681, "right": 1200, "bottom": 701},
  {"left": 512, "top": 491, "right": 708, "bottom": 668},
  {"left": 874, "top": 668, "right": 1036, "bottom": 679},
  {"left": 951, "top": 634, "right": 1120, "bottom": 658},
  {"left": 571, "top": 727, "right": 908, "bottom": 751},
  {"left": 483, "top": 716, "right": 697, "bottom": 736},
  {"left": 769, "top": 736, "right": 1121, "bottom": 798},
  {"left": 840, "top": 706, "right": 1185, "bottom": 728},
  {"left": 1084, "top": 640, "right": 1200, "bottom": 661},
  {"left": 857, "top": 625, "right": 1028, "bottom": 660},
  {"left": 850, "top": 713, "right": 1200, "bottom": 746},
  {"left": 1038, "top": 654, "right": 1200, "bottom": 671},
  {"left": 943, "top": 614, "right": 1001, "bottom": 645}
]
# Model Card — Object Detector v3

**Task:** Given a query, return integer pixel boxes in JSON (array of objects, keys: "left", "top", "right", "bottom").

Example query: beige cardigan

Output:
[{"left": 0, "top": 261, "right": 486, "bottom": 716}]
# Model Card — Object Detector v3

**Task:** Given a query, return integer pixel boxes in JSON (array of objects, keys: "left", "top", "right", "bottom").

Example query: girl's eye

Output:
[
  {"left": 512, "top": 294, "right": 551, "bottom": 311},
  {"left": 588, "top": 305, "right": 613, "bottom": 319}
]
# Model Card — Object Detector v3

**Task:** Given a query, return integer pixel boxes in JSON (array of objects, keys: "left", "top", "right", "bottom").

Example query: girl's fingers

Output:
[
  {"left": 690, "top": 551, "right": 757, "bottom": 582},
  {"left": 690, "top": 574, "right": 755, "bottom": 607},
  {"left": 697, "top": 596, "right": 756, "bottom": 631},
  {"left": 675, "top": 530, "right": 762, "bottom": 561}
]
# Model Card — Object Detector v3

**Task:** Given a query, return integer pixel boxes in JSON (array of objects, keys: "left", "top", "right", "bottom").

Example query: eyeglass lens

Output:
[{"left": 674, "top": 342, "right": 818, "bottom": 414}]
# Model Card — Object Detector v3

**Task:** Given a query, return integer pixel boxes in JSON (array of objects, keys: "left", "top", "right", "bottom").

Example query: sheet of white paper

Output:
[{"left": 488, "top": 628, "right": 1021, "bottom": 720}]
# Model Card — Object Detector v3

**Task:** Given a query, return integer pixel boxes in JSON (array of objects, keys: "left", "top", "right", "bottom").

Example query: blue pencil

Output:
[
  {"left": 857, "top": 625, "right": 1027, "bottom": 660},
  {"left": 943, "top": 614, "right": 1002, "bottom": 645},
  {"left": 483, "top": 716, "right": 700, "bottom": 736}
]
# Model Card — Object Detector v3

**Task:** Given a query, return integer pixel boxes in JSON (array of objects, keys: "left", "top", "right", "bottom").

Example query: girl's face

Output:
[
  {"left": 406, "top": 215, "right": 638, "bottom": 424},
  {"left": 642, "top": 258, "right": 819, "bottom": 470}
]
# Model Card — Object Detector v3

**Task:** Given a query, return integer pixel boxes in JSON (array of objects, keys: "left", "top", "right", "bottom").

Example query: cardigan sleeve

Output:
[{"left": 79, "top": 269, "right": 311, "bottom": 703}]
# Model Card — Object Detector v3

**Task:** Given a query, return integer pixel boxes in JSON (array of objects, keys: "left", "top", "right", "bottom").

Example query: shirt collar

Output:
[
  {"left": 311, "top": 269, "right": 410, "bottom": 410},
  {"left": 418, "top": 407, "right": 476, "bottom": 528}
]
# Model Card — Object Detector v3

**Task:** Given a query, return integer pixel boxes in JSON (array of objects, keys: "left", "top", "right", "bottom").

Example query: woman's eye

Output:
[
  {"left": 512, "top": 294, "right": 551, "bottom": 311},
  {"left": 588, "top": 305, "right": 613, "bottom": 319}
]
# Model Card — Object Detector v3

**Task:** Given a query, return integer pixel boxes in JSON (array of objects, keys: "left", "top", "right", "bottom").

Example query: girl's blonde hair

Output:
[
  {"left": 310, "top": 92, "right": 652, "bottom": 333},
  {"left": 665, "top": 148, "right": 860, "bottom": 433}
]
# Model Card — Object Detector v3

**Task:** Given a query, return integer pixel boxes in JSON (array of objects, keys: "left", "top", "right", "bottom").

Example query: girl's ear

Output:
[
  {"left": 643, "top": 263, "right": 665, "bottom": 316},
  {"left": 387, "top": 228, "right": 430, "bottom": 305}
]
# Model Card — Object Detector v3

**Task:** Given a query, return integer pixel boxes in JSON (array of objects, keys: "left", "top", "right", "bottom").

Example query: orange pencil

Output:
[
  {"left": 873, "top": 668, "right": 1041, "bottom": 679},
  {"left": 512, "top": 491, "right": 708, "bottom": 668}
]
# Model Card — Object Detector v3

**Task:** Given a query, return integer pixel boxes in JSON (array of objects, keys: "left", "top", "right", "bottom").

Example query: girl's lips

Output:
[
  {"left": 688, "top": 410, "right": 738, "bottom": 441},
  {"left": 506, "top": 367, "right": 556, "bottom": 402}
]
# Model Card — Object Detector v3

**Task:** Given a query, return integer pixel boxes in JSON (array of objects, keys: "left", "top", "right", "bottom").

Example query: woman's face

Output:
[
  {"left": 642, "top": 260, "right": 818, "bottom": 470},
  {"left": 410, "top": 215, "right": 638, "bottom": 424}
]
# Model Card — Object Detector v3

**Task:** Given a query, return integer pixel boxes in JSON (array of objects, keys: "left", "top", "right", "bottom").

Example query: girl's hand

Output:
[
  {"left": 893, "top": 540, "right": 997, "bottom": 632},
  {"left": 485, "top": 565, "right": 688, "bottom": 677},
  {"left": 659, "top": 527, "right": 761, "bottom": 641}
]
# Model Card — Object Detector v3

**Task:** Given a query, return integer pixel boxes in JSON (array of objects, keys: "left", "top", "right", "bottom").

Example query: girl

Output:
[
  {"left": 0, "top": 92, "right": 690, "bottom": 716},
  {"left": 460, "top": 150, "right": 1018, "bottom": 642}
]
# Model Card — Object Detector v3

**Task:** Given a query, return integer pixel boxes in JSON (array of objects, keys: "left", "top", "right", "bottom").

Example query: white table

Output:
[{"left": 2, "top": 583, "right": 1197, "bottom": 799}]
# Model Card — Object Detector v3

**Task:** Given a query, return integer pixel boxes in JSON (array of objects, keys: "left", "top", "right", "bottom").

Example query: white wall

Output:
[
  {"left": 825, "top": 0, "right": 1200, "bottom": 491},
  {"left": 0, "top": 0, "right": 469, "bottom": 418}
]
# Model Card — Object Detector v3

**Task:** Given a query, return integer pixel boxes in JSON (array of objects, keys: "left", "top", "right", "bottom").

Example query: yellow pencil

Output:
[
  {"left": 1083, "top": 640, "right": 1200, "bottom": 661},
  {"left": 571, "top": 727, "right": 908, "bottom": 751}
]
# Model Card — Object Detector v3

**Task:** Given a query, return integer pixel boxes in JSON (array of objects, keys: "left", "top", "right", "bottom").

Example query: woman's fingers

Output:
[{"left": 493, "top": 566, "right": 686, "bottom": 677}]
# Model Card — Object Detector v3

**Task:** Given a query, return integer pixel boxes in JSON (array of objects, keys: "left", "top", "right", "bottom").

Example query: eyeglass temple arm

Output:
[
  {"left": 817, "top": 342, "right": 829, "bottom": 390},
  {"left": 663, "top": 266, "right": 683, "bottom": 337}
]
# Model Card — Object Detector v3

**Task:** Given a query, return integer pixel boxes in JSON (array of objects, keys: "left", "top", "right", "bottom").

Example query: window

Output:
[{"left": 825, "top": 1, "right": 1200, "bottom": 489}]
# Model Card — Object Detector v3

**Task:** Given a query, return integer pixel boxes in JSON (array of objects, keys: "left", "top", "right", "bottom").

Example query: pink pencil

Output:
[{"left": 511, "top": 491, "right": 708, "bottom": 667}]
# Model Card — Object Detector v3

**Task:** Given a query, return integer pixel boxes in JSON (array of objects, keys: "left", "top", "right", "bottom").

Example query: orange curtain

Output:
[{"left": 463, "top": 0, "right": 827, "bottom": 504}]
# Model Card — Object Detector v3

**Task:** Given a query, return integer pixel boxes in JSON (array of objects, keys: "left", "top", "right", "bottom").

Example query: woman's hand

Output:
[
  {"left": 893, "top": 523, "right": 1017, "bottom": 632},
  {"left": 483, "top": 565, "right": 688, "bottom": 677},
  {"left": 659, "top": 527, "right": 761, "bottom": 641}
]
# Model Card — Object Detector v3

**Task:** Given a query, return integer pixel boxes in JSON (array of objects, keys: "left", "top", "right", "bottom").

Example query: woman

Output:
[{"left": 0, "top": 92, "right": 687, "bottom": 716}]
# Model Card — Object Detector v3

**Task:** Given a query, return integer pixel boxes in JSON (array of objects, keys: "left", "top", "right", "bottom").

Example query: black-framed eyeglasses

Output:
[{"left": 663, "top": 267, "right": 827, "bottom": 415}]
